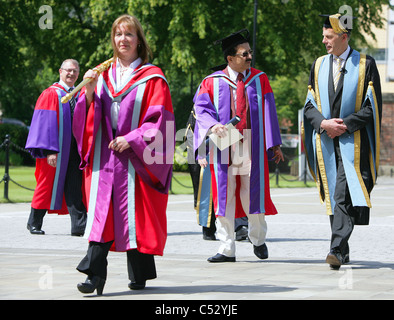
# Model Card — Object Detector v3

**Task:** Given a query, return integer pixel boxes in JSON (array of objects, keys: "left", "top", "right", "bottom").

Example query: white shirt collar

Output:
[
  {"left": 116, "top": 57, "right": 142, "bottom": 72},
  {"left": 59, "top": 79, "right": 72, "bottom": 91},
  {"left": 334, "top": 45, "right": 350, "bottom": 61},
  {"left": 227, "top": 65, "right": 246, "bottom": 83},
  {"left": 115, "top": 57, "right": 143, "bottom": 89}
]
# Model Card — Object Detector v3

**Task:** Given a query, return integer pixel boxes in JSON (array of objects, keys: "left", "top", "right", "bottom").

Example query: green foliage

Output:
[
  {"left": 173, "top": 145, "right": 189, "bottom": 172},
  {"left": 270, "top": 73, "right": 309, "bottom": 133},
  {"left": 0, "top": 0, "right": 390, "bottom": 131}
]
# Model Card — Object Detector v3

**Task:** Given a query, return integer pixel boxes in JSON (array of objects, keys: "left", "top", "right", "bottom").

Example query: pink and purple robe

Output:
[{"left": 73, "top": 62, "right": 174, "bottom": 255}]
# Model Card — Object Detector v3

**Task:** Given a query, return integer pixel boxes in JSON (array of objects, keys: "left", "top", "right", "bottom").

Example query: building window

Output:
[{"left": 361, "top": 48, "right": 387, "bottom": 63}]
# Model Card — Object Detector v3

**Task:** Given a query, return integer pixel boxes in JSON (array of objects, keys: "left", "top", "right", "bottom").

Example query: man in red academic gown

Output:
[{"left": 25, "top": 59, "right": 87, "bottom": 236}]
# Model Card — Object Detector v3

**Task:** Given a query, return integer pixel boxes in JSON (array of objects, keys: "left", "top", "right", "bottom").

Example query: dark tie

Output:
[
  {"left": 235, "top": 73, "right": 246, "bottom": 134},
  {"left": 68, "top": 88, "right": 75, "bottom": 118}
]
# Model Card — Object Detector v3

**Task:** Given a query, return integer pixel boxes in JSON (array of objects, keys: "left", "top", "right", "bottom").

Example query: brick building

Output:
[
  {"left": 380, "top": 93, "right": 394, "bottom": 175},
  {"left": 364, "top": 4, "right": 394, "bottom": 176}
]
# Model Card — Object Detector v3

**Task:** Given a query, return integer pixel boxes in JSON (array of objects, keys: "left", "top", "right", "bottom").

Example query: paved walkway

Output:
[{"left": 1, "top": 177, "right": 394, "bottom": 303}]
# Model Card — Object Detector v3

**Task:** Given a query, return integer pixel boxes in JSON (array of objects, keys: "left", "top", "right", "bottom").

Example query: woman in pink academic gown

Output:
[{"left": 74, "top": 15, "right": 174, "bottom": 295}]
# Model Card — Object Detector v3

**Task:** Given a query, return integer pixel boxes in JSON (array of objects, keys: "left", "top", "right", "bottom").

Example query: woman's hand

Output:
[
  {"left": 83, "top": 69, "right": 99, "bottom": 107},
  {"left": 109, "top": 136, "right": 130, "bottom": 153}
]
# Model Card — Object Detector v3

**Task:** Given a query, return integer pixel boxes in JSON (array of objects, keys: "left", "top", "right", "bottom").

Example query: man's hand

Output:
[
  {"left": 210, "top": 123, "right": 228, "bottom": 138},
  {"left": 320, "top": 118, "right": 347, "bottom": 139},
  {"left": 47, "top": 154, "right": 57, "bottom": 167},
  {"left": 272, "top": 145, "right": 284, "bottom": 164},
  {"left": 198, "top": 158, "right": 208, "bottom": 168}
]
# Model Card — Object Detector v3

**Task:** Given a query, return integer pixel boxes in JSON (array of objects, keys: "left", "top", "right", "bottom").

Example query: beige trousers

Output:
[{"left": 216, "top": 141, "right": 267, "bottom": 257}]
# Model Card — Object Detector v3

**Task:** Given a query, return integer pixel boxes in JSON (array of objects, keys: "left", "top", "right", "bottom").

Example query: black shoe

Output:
[
  {"left": 203, "top": 234, "right": 216, "bottom": 241},
  {"left": 77, "top": 276, "right": 105, "bottom": 295},
  {"left": 235, "top": 226, "right": 248, "bottom": 241},
  {"left": 27, "top": 224, "right": 45, "bottom": 235},
  {"left": 326, "top": 249, "right": 344, "bottom": 270},
  {"left": 128, "top": 281, "right": 146, "bottom": 290},
  {"left": 254, "top": 243, "right": 268, "bottom": 259},
  {"left": 71, "top": 232, "right": 84, "bottom": 237},
  {"left": 203, "top": 227, "right": 216, "bottom": 241},
  {"left": 207, "top": 253, "right": 236, "bottom": 263}
]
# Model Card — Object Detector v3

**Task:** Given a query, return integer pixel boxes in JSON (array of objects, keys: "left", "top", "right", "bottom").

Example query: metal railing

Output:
[
  {"left": 0, "top": 135, "right": 35, "bottom": 200},
  {"left": 1, "top": 134, "right": 315, "bottom": 201}
]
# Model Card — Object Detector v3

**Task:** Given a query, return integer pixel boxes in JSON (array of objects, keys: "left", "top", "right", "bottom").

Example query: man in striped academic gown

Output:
[{"left": 193, "top": 30, "right": 283, "bottom": 263}]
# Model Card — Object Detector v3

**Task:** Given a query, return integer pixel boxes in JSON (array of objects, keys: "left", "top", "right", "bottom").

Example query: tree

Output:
[{"left": 0, "top": 0, "right": 389, "bottom": 130}]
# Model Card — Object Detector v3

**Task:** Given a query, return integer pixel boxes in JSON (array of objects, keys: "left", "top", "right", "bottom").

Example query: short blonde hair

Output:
[{"left": 111, "top": 14, "right": 152, "bottom": 64}]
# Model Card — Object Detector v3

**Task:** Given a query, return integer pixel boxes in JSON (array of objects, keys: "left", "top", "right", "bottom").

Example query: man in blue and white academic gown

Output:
[{"left": 303, "top": 14, "right": 382, "bottom": 269}]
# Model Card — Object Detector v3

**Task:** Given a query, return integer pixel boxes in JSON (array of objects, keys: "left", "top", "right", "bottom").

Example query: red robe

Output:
[
  {"left": 73, "top": 62, "right": 174, "bottom": 254},
  {"left": 26, "top": 83, "right": 76, "bottom": 214}
]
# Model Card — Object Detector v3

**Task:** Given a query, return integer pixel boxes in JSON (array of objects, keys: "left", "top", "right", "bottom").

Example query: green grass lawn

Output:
[
  {"left": 0, "top": 166, "right": 36, "bottom": 203},
  {"left": 0, "top": 166, "right": 314, "bottom": 203}
]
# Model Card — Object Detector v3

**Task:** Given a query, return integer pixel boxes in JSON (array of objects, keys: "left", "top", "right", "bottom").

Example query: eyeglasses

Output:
[
  {"left": 61, "top": 68, "right": 79, "bottom": 74},
  {"left": 234, "top": 50, "right": 253, "bottom": 58}
]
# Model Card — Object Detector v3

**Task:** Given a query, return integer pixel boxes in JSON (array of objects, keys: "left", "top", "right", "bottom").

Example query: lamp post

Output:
[{"left": 252, "top": 0, "right": 258, "bottom": 67}]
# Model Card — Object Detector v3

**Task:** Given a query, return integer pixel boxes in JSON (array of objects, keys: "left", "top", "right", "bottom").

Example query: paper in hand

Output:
[{"left": 208, "top": 123, "right": 243, "bottom": 151}]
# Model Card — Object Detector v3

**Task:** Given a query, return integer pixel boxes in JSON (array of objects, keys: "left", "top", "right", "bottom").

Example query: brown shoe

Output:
[{"left": 326, "top": 249, "right": 343, "bottom": 270}]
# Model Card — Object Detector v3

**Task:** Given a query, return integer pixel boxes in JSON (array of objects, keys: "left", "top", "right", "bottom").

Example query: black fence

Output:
[
  {"left": 0, "top": 134, "right": 35, "bottom": 200},
  {"left": 0, "top": 133, "right": 312, "bottom": 201}
]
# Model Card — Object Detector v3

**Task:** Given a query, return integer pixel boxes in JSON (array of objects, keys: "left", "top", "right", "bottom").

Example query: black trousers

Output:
[
  {"left": 27, "top": 137, "right": 87, "bottom": 234},
  {"left": 64, "top": 137, "right": 87, "bottom": 234},
  {"left": 329, "top": 140, "right": 369, "bottom": 255},
  {"left": 76, "top": 241, "right": 157, "bottom": 282},
  {"left": 27, "top": 208, "right": 46, "bottom": 229}
]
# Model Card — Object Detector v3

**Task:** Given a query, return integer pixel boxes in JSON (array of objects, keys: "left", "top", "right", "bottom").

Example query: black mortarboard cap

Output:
[
  {"left": 320, "top": 13, "right": 356, "bottom": 34},
  {"left": 214, "top": 29, "right": 250, "bottom": 53},
  {"left": 210, "top": 64, "right": 228, "bottom": 72}
]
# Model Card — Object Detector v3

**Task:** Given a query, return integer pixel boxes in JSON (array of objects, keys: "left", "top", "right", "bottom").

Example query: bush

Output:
[
  {"left": 0, "top": 124, "right": 34, "bottom": 166},
  {"left": 173, "top": 145, "right": 188, "bottom": 172}
]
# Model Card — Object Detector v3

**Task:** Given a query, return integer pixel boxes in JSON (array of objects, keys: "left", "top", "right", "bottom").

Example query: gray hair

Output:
[{"left": 60, "top": 59, "right": 79, "bottom": 70}]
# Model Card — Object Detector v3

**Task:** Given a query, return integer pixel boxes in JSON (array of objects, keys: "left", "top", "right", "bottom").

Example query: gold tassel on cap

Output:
[{"left": 329, "top": 14, "right": 348, "bottom": 34}]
